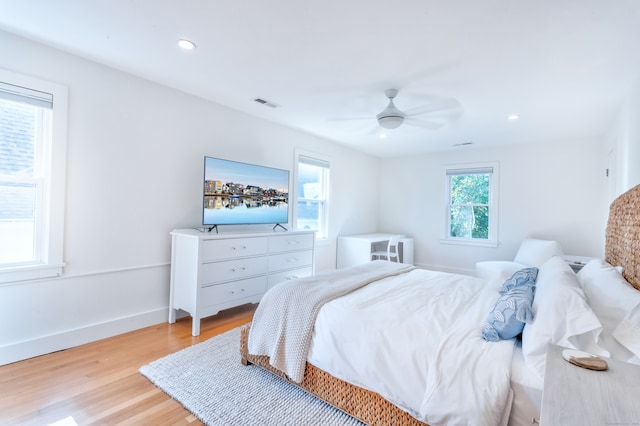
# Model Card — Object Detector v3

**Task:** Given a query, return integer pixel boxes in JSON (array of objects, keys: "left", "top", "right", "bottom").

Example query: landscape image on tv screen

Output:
[{"left": 203, "top": 156, "right": 289, "bottom": 226}]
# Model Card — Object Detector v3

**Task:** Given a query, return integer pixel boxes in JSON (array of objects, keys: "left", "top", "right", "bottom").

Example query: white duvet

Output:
[{"left": 307, "top": 268, "right": 515, "bottom": 426}]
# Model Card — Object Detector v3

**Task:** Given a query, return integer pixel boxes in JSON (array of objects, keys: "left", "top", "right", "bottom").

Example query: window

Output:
[
  {"left": 443, "top": 162, "right": 498, "bottom": 246},
  {"left": 0, "top": 70, "right": 68, "bottom": 284},
  {"left": 294, "top": 150, "right": 330, "bottom": 240}
]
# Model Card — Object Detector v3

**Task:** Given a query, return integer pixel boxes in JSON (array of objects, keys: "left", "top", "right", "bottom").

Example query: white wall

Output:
[
  {"left": 0, "top": 31, "right": 380, "bottom": 365},
  {"left": 605, "top": 75, "right": 640, "bottom": 200},
  {"left": 378, "top": 138, "right": 607, "bottom": 275}
]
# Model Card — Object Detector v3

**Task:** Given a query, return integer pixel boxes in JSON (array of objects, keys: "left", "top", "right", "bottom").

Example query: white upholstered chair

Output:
[
  {"left": 371, "top": 236, "right": 401, "bottom": 262},
  {"left": 475, "top": 238, "right": 564, "bottom": 281}
]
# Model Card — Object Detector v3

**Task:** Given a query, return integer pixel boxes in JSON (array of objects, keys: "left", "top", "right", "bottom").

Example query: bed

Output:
[{"left": 239, "top": 183, "right": 640, "bottom": 425}]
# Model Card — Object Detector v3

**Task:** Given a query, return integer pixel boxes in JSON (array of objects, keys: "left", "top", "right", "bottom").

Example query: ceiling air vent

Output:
[{"left": 253, "top": 98, "right": 280, "bottom": 108}]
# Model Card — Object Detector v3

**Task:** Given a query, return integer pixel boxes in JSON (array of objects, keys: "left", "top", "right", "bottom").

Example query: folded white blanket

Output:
[{"left": 247, "top": 260, "right": 415, "bottom": 383}]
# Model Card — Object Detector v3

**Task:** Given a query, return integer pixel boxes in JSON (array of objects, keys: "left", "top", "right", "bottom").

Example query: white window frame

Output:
[
  {"left": 441, "top": 161, "right": 499, "bottom": 247},
  {"left": 293, "top": 148, "right": 330, "bottom": 241},
  {"left": 0, "top": 68, "right": 68, "bottom": 284}
]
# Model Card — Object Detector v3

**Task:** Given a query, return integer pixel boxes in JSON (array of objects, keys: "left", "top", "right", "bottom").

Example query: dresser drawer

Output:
[
  {"left": 200, "top": 256, "right": 268, "bottom": 285},
  {"left": 201, "top": 237, "right": 268, "bottom": 261},
  {"left": 267, "top": 267, "right": 313, "bottom": 289},
  {"left": 268, "top": 250, "right": 313, "bottom": 272},
  {"left": 269, "top": 233, "right": 314, "bottom": 253},
  {"left": 200, "top": 276, "right": 267, "bottom": 307}
]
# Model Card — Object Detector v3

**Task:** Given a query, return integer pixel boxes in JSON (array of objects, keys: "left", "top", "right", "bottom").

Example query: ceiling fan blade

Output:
[
  {"left": 404, "top": 117, "right": 445, "bottom": 130},
  {"left": 367, "top": 125, "right": 384, "bottom": 136},
  {"left": 327, "top": 118, "right": 378, "bottom": 134},
  {"left": 326, "top": 116, "right": 374, "bottom": 122},
  {"left": 404, "top": 98, "right": 463, "bottom": 117}
]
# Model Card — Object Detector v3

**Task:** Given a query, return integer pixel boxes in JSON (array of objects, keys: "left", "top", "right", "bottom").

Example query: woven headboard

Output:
[{"left": 605, "top": 184, "right": 640, "bottom": 290}]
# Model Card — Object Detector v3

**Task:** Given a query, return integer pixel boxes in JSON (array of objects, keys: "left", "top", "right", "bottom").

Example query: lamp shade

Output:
[
  {"left": 376, "top": 98, "right": 405, "bottom": 129},
  {"left": 378, "top": 115, "right": 404, "bottom": 129}
]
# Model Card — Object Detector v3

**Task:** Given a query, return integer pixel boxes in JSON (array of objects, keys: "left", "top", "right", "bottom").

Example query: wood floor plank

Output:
[{"left": 0, "top": 303, "right": 256, "bottom": 426}]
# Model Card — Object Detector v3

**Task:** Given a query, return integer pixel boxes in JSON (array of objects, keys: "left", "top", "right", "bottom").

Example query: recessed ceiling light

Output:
[
  {"left": 508, "top": 114, "right": 520, "bottom": 120},
  {"left": 379, "top": 133, "right": 387, "bottom": 139},
  {"left": 178, "top": 39, "right": 196, "bottom": 50}
]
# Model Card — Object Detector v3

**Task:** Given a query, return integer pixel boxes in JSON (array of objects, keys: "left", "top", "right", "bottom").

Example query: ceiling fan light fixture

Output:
[
  {"left": 378, "top": 115, "right": 405, "bottom": 129},
  {"left": 377, "top": 100, "right": 405, "bottom": 129},
  {"left": 377, "top": 89, "right": 406, "bottom": 129}
]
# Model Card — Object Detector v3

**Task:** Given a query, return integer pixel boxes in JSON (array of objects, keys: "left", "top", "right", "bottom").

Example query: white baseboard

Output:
[{"left": 0, "top": 308, "right": 168, "bottom": 366}]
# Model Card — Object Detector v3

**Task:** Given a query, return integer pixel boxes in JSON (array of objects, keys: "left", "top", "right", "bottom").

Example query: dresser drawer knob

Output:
[
  {"left": 230, "top": 267, "right": 247, "bottom": 272},
  {"left": 232, "top": 245, "right": 247, "bottom": 250}
]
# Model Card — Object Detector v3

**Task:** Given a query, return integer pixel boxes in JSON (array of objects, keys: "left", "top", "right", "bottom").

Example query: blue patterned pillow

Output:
[
  {"left": 482, "top": 285, "right": 536, "bottom": 342},
  {"left": 499, "top": 267, "right": 538, "bottom": 294}
]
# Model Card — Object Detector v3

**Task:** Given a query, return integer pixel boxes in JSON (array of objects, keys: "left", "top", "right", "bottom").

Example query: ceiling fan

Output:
[
  {"left": 377, "top": 89, "right": 405, "bottom": 129},
  {"left": 374, "top": 88, "right": 462, "bottom": 130}
]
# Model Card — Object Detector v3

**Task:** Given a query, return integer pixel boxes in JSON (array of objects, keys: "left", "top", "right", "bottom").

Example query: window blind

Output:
[
  {"left": 446, "top": 166, "right": 493, "bottom": 176},
  {"left": 0, "top": 81, "right": 53, "bottom": 109},
  {"left": 299, "top": 155, "right": 329, "bottom": 169}
]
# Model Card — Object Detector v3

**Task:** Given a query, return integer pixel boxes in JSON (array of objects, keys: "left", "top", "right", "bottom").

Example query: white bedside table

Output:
[
  {"left": 561, "top": 255, "right": 593, "bottom": 273},
  {"left": 540, "top": 344, "right": 640, "bottom": 425}
]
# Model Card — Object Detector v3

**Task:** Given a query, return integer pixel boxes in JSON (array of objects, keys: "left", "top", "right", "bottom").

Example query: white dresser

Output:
[{"left": 169, "top": 228, "right": 315, "bottom": 336}]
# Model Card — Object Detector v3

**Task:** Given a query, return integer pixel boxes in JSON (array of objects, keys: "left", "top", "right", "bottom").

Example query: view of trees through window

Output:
[{"left": 449, "top": 173, "right": 490, "bottom": 239}]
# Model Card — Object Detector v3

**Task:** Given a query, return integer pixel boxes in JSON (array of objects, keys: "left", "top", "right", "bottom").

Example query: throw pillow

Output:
[
  {"left": 482, "top": 284, "right": 536, "bottom": 342},
  {"left": 500, "top": 267, "right": 539, "bottom": 294}
]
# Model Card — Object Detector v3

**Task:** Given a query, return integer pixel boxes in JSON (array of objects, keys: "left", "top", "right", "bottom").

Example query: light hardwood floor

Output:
[{"left": 0, "top": 303, "right": 257, "bottom": 426}]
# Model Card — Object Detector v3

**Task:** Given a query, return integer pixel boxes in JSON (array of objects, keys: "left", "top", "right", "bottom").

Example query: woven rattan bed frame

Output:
[
  {"left": 605, "top": 184, "right": 640, "bottom": 290},
  {"left": 240, "top": 184, "right": 640, "bottom": 425},
  {"left": 239, "top": 324, "right": 427, "bottom": 425}
]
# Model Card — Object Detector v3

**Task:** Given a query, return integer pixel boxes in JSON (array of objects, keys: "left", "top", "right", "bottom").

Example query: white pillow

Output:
[
  {"left": 513, "top": 238, "right": 564, "bottom": 268},
  {"left": 521, "top": 256, "right": 604, "bottom": 381},
  {"left": 577, "top": 258, "right": 640, "bottom": 363},
  {"left": 475, "top": 260, "right": 529, "bottom": 282},
  {"left": 614, "top": 304, "right": 640, "bottom": 361}
]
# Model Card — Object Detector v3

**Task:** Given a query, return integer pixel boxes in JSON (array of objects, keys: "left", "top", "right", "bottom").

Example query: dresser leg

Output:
[{"left": 192, "top": 316, "right": 201, "bottom": 336}]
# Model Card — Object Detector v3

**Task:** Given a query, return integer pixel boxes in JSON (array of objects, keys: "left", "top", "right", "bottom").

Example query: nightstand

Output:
[
  {"left": 562, "top": 255, "right": 593, "bottom": 273},
  {"left": 540, "top": 344, "right": 640, "bottom": 425}
]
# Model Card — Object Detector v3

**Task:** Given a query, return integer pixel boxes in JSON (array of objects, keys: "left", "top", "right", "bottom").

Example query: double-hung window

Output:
[
  {"left": 294, "top": 150, "right": 330, "bottom": 240},
  {"left": 443, "top": 162, "right": 499, "bottom": 246},
  {"left": 0, "top": 70, "right": 68, "bottom": 284}
]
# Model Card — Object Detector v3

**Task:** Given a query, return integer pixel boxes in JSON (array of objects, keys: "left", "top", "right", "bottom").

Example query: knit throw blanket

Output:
[{"left": 247, "top": 261, "right": 415, "bottom": 383}]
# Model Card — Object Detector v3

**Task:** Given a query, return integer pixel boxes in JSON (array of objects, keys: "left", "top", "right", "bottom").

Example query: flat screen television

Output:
[{"left": 203, "top": 156, "right": 290, "bottom": 230}]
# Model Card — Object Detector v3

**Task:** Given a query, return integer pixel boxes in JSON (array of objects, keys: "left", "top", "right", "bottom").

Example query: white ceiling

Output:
[{"left": 1, "top": 0, "right": 639, "bottom": 158}]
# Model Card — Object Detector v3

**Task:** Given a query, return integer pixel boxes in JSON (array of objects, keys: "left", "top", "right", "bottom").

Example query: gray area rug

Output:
[{"left": 139, "top": 326, "right": 364, "bottom": 426}]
